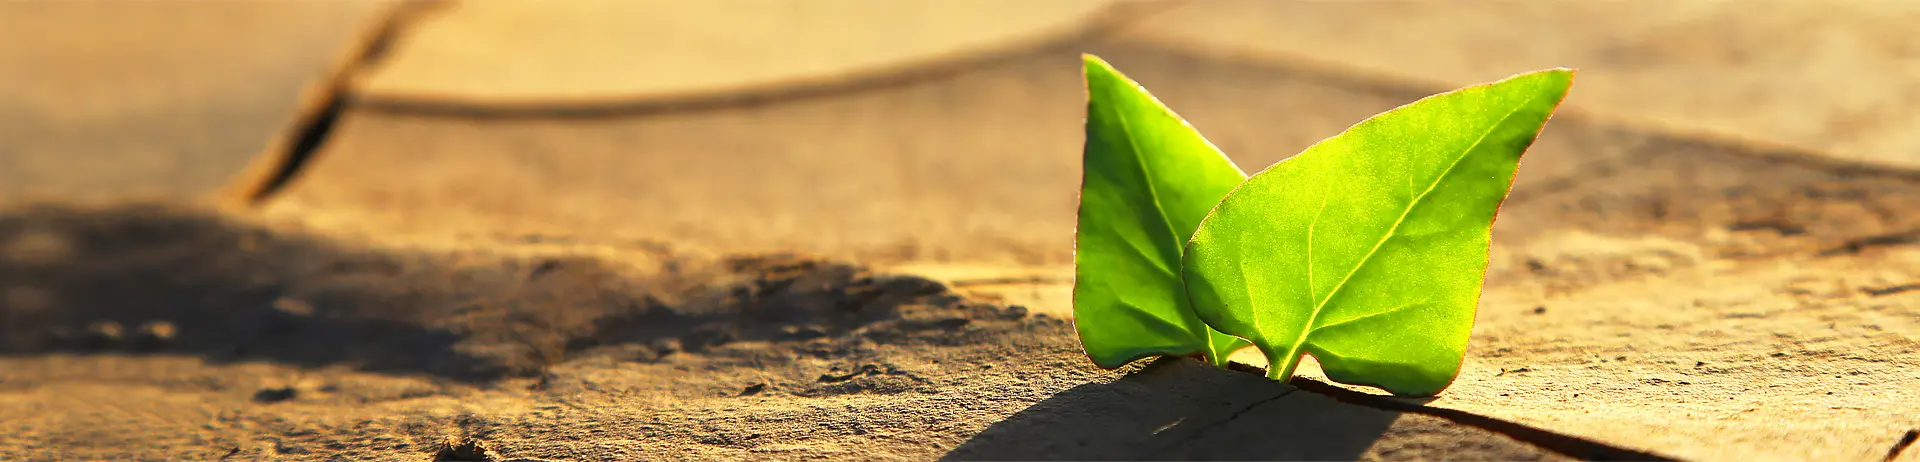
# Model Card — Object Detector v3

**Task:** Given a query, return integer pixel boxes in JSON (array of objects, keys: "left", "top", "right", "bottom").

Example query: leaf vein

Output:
[
  {"left": 1286, "top": 95, "right": 1541, "bottom": 357},
  {"left": 1307, "top": 197, "right": 1329, "bottom": 303},
  {"left": 1312, "top": 301, "right": 1421, "bottom": 332},
  {"left": 1107, "top": 94, "right": 1183, "bottom": 279},
  {"left": 1240, "top": 227, "right": 1262, "bottom": 343}
]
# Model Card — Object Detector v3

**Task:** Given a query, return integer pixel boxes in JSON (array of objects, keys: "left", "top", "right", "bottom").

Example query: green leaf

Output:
[
  {"left": 1182, "top": 69, "right": 1574, "bottom": 396},
  {"left": 1073, "top": 54, "right": 1250, "bottom": 369}
]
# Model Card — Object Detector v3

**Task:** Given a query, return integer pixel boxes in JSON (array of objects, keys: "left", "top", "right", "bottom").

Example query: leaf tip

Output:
[
  {"left": 1494, "top": 68, "right": 1576, "bottom": 110},
  {"left": 1082, "top": 53, "right": 1119, "bottom": 83},
  {"left": 1533, "top": 67, "right": 1578, "bottom": 90},
  {"left": 1511, "top": 67, "right": 1575, "bottom": 85}
]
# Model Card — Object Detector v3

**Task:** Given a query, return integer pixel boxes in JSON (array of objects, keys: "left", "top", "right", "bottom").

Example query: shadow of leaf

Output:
[{"left": 944, "top": 358, "right": 1559, "bottom": 460}]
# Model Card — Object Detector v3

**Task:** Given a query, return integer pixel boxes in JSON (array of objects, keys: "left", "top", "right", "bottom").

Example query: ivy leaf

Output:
[
  {"left": 1073, "top": 54, "right": 1250, "bottom": 368},
  {"left": 1182, "top": 69, "right": 1574, "bottom": 396}
]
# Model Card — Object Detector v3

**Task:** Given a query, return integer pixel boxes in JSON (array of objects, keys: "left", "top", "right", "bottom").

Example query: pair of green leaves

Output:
[{"left": 1071, "top": 54, "right": 1572, "bottom": 397}]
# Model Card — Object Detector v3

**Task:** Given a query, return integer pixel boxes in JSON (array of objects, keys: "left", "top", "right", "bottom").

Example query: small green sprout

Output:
[{"left": 1071, "top": 54, "right": 1573, "bottom": 397}]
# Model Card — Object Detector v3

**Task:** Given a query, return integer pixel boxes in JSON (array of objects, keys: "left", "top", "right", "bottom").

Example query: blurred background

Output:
[
  {"left": 5, "top": 0, "right": 1920, "bottom": 266},
  {"left": 5, "top": 2, "right": 1920, "bottom": 460}
]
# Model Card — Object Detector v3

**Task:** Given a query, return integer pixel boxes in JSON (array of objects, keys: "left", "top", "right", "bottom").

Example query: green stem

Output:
[
  {"left": 1207, "top": 346, "right": 1231, "bottom": 367},
  {"left": 1266, "top": 346, "right": 1302, "bottom": 381}
]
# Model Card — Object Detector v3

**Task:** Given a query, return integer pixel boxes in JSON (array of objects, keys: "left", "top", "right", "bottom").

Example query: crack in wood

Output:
[
  {"left": 1886, "top": 428, "right": 1919, "bottom": 462},
  {"left": 1149, "top": 387, "right": 1299, "bottom": 456},
  {"left": 1864, "top": 283, "right": 1920, "bottom": 298},
  {"left": 347, "top": 0, "right": 1191, "bottom": 120},
  {"left": 228, "top": 0, "right": 452, "bottom": 206},
  {"left": 1821, "top": 229, "right": 1920, "bottom": 256},
  {"left": 1283, "top": 375, "right": 1678, "bottom": 461}
]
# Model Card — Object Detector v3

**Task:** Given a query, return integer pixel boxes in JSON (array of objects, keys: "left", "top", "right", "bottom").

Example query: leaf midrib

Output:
[
  {"left": 1097, "top": 82, "right": 1199, "bottom": 340},
  {"left": 1286, "top": 96, "right": 1540, "bottom": 356},
  {"left": 1108, "top": 95, "right": 1183, "bottom": 279}
]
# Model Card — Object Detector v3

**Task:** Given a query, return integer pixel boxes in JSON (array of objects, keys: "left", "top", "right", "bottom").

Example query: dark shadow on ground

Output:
[
  {"left": 0, "top": 203, "right": 558, "bottom": 380},
  {"left": 944, "top": 358, "right": 1567, "bottom": 461},
  {"left": 942, "top": 358, "right": 1394, "bottom": 460},
  {"left": 0, "top": 204, "right": 994, "bottom": 383}
]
